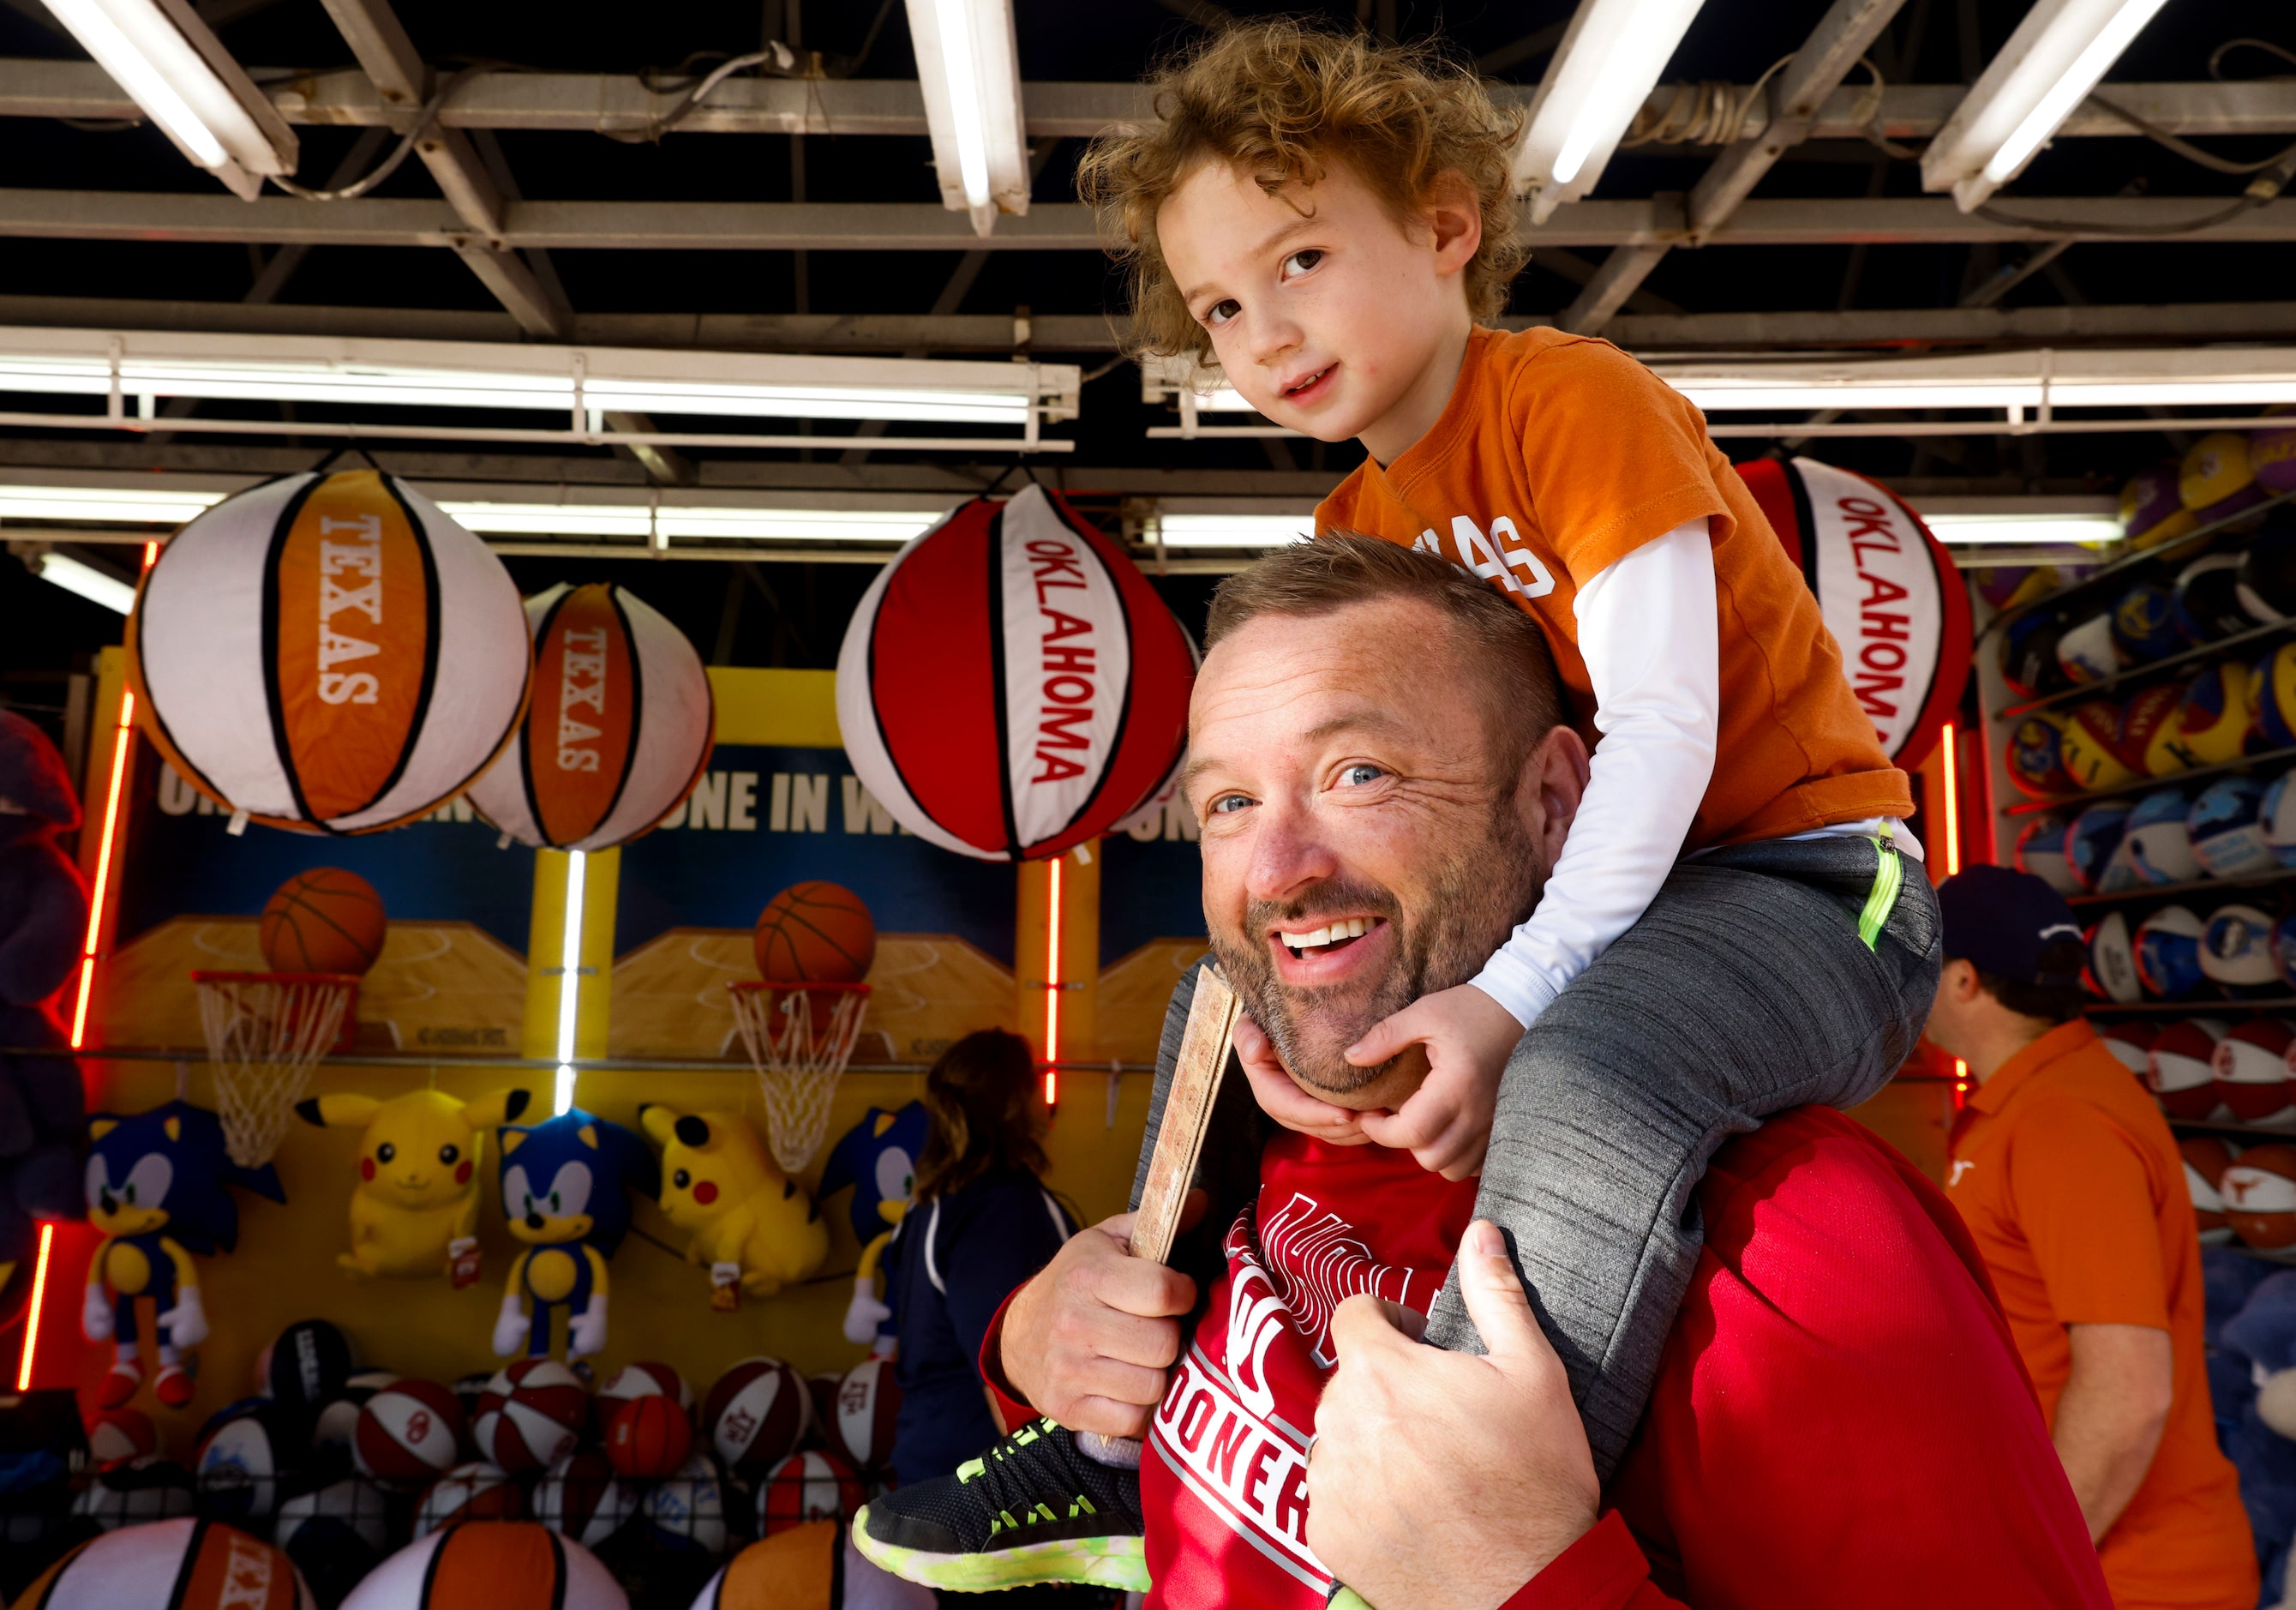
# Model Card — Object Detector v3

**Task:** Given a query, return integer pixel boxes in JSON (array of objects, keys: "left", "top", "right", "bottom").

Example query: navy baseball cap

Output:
[{"left": 1938, "top": 864, "right": 2086, "bottom": 986}]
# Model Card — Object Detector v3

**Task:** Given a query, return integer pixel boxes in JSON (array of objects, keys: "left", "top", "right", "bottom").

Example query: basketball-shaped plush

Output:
[
  {"left": 2098, "top": 1020, "right": 2156, "bottom": 1076},
  {"left": 2171, "top": 664, "right": 2257, "bottom": 772},
  {"left": 354, "top": 1379, "right": 465, "bottom": 1487},
  {"left": 2014, "top": 814, "right": 2083, "bottom": 898},
  {"left": 536, "top": 1451, "right": 638, "bottom": 1549},
  {"left": 599, "top": 1360, "right": 693, "bottom": 1415},
  {"left": 2005, "top": 712, "right": 2075, "bottom": 798},
  {"left": 413, "top": 1462, "right": 525, "bottom": 1538},
  {"left": 2175, "top": 555, "right": 2252, "bottom": 646},
  {"left": 472, "top": 1357, "right": 587, "bottom": 1473},
  {"left": 2240, "top": 517, "right": 2296, "bottom": 622},
  {"left": 2120, "top": 682, "right": 2191, "bottom": 777},
  {"left": 758, "top": 1449, "right": 864, "bottom": 1536},
  {"left": 2065, "top": 803, "right": 2131, "bottom": 892},
  {"left": 2112, "top": 581, "right": 2182, "bottom": 664},
  {"left": 85, "top": 1407, "right": 156, "bottom": 1468},
  {"left": 2184, "top": 430, "right": 2267, "bottom": 523},
  {"left": 643, "top": 1452, "right": 732, "bottom": 1559},
  {"left": 72, "top": 1457, "right": 196, "bottom": 1529},
  {"left": 2191, "top": 777, "right": 2277, "bottom": 878},
  {"left": 260, "top": 868, "right": 387, "bottom": 975},
  {"left": 2224, "top": 1144, "right": 2296, "bottom": 1250},
  {"left": 341, "top": 1523, "right": 626, "bottom": 1610},
  {"left": 2112, "top": 789, "right": 2200, "bottom": 886},
  {"left": 277, "top": 1477, "right": 391, "bottom": 1608},
  {"left": 451, "top": 1372, "right": 492, "bottom": 1422},
  {"left": 2084, "top": 912, "right": 2141, "bottom": 1003},
  {"left": 1999, "top": 611, "right": 2070, "bottom": 698},
  {"left": 2203, "top": 904, "right": 2282, "bottom": 995},
  {"left": 2182, "top": 1136, "right": 2241, "bottom": 1243},
  {"left": 194, "top": 1401, "right": 302, "bottom": 1521},
  {"left": 2136, "top": 905, "right": 2206, "bottom": 998},
  {"left": 1979, "top": 565, "right": 2061, "bottom": 613},
  {"left": 2256, "top": 646, "right": 2296, "bottom": 752},
  {"left": 2268, "top": 772, "right": 2296, "bottom": 872},
  {"left": 827, "top": 1358, "right": 902, "bottom": 1474},
  {"left": 806, "top": 1373, "right": 842, "bottom": 1443},
  {"left": 752, "top": 881, "right": 877, "bottom": 984},
  {"left": 2147, "top": 1018, "right": 2225, "bottom": 1117},
  {"left": 704, "top": 1357, "right": 811, "bottom": 1475},
  {"left": 2213, "top": 1018, "right": 2294, "bottom": 1120},
  {"left": 2124, "top": 460, "right": 2198, "bottom": 549},
  {"left": 2059, "top": 701, "right": 2137, "bottom": 791},
  {"left": 258, "top": 1319, "right": 357, "bottom": 1416},
  {"left": 15, "top": 1517, "right": 312, "bottom": 1610},
  {"left": 2258, "top": 427, "right": 2296, "bottom": 494},
  {"left": 313, "top": 1370, "right": 398, "bottom": 1457},
  {"left": 605, "top": 1394, "right": 693, "bottom": 1480},
  {"left": 2054, "top": 612, "right": 2119, "bottom": 684}
]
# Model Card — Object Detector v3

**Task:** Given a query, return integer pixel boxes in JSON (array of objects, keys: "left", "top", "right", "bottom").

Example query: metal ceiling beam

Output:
[
  {"left": 5, "top": 190, "right": 2296, "bottom": 250},
  {"left": 6, "top": 63, "right": 2293, "bottom": 141},
  {"left": 1562, "top": 0, "right": 1906, "bottom": 334}
]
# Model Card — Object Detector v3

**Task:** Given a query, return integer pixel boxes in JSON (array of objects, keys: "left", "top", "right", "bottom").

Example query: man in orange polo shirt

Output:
[{"left": 1929, "top": 865, "right": 2253, "bottom": 1608}]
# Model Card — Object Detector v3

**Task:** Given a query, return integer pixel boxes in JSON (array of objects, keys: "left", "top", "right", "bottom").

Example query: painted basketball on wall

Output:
[{"left": 259, "top": 868, "right": 387, "bottom": 975}]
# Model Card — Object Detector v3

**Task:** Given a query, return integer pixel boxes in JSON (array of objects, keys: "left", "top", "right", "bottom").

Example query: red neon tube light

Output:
[
  {"left": 15, "top": 1223, "right": 54, "bottom": 1390},
  {"left": 69, "top": 687, "right": 135, "bottom": 1048},
  {"left": 1043, "top": 856, "right": 1062, "bottom": 1107},
  {"left": 1939, "top": 723, "right": 1961, "bottom": 878}
]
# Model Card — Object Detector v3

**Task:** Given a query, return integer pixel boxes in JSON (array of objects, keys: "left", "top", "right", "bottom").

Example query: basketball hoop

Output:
[
  {"left": 192, "top": 971, "right": 358, "bottom": 1168},
  {"left": 725, "top": 981, "right": 870, "bottom": 1174}
]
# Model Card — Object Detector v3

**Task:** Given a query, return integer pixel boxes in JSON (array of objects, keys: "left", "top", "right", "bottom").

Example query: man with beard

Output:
[{"left": 856, "top": 538, "right": 2108, "bottom": 1608}]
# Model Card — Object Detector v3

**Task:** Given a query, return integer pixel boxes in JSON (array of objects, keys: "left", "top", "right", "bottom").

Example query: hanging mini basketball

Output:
[
  {"left": 837, "top": 484, "right": 1195, "bottom": 862},
  {"left": 1735, "top": 455, "right": 1972, "bottom": 771},
  {"left": 127, "top": 468, "right": 531, "bottom": 834},
  {"left": 465, "top": 582, "right": 715, "bottom": 851}
]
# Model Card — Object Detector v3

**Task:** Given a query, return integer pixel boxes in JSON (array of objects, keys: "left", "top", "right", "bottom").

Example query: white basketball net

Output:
[
  {"left": 193, "top": 973, "right": 355, "bottom": 1168},
  {"left": 726, "top": 982, "right": 869, "bottom": 1174}
]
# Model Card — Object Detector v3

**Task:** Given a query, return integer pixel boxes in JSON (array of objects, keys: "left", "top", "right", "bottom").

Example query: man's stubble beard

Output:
[{"left": 1210, "top": 806, "right": 1549, "bottom": 1098}]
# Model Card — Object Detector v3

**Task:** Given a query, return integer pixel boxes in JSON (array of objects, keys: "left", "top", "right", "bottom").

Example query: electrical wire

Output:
[
  {"left": 1621, "top": 56, "right": 1795, "bottom": 151},
  {"left": 267, "top": 68, "right": 472, "bottom": 201},
  {"left": 609, "top": 0, "right": 902, "bottom": 145}
]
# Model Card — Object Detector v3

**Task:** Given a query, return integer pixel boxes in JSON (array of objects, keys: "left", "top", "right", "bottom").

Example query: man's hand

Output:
[
  {"left": 1308, "top": 1221, "right": 1598, "bottom": 1610},
  {"left": 1346, "top": 983, "right": 1523, "bottom": 1179},
  {"left": 1237, "top": 1013, "right": 1371, "bottom": 1146},
  {"left": 999, "top": 1211, "right": 1198, "bottom": 1439}
]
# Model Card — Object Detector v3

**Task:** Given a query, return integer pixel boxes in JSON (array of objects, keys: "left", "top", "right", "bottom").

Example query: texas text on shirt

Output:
[{"left": 1316, "top": 325, "right": 1915, "bottom": 1029}]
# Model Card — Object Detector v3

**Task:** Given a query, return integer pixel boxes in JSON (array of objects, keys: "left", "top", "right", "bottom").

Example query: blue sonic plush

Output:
[
  {"left": 83, "top": 1101, "right": 284, "bottom": 1409},
  {"left": 818, "top": 1102, "right": 927, "bottom": 1351},
  {"left": 490, "top": 1108, "right": 656, "bottom": 1361}
]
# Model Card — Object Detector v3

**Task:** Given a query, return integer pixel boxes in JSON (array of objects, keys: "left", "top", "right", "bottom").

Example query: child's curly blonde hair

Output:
[{"left": 1076, "top": 18, "right": 1526, "bottom": 369}]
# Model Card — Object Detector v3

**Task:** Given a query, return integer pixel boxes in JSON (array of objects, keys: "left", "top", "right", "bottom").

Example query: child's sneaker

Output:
[{"left": 851, "top": 1418, "right": 1147, "bottom": 1593}]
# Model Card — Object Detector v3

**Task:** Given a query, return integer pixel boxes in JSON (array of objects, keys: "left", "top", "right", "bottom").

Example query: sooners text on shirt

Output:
[{"left": 1142, "top": 1135, "right": 1477, "bottom": 1608}]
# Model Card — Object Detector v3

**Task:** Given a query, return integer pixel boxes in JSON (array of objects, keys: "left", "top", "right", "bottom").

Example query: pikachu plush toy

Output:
[
  {"left": 491, "top": 1108, "right": 656, "bottom": 1361},
  {"left": 297, "top": 1086, "right": 531, "bottom": 1283},
  {"left": 638, "top": 1105, "right": 827, "bottom": 1309}
]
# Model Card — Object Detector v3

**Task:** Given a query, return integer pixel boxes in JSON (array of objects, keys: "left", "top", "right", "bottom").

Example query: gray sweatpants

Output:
[{"left": 1133, "top": 831, "right": 1942, "bottom": 1482}]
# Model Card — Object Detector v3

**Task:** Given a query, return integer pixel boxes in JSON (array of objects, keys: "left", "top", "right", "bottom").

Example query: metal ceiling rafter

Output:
[{"left": 1561, "top": 0, "right": 1907, "bottom": 333}]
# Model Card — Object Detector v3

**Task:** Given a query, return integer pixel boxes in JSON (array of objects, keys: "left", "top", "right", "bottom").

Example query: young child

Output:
[{"left": 855, "top": 19, "right": 1943, "bottom": 1601}]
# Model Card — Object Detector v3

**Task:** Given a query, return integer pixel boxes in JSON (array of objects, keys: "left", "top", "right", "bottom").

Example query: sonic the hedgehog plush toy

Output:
[
  {"left": 82, "top": 1101, "right": 284, "bottom": 1408},
  {"left": 490, "top": 1108, "right": 655, "bottom": 1361},
  {"left": 818, "top": 1102, "right": 927, "bottom": 1350}
]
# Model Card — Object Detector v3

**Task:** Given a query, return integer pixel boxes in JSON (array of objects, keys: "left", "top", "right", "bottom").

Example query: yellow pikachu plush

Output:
[
  {"left": 638, "top": 1105, "right": 828, "bottom": 1303},
  {"left": 297, "top": 1087, "right": 531, "bottom": 1282}
]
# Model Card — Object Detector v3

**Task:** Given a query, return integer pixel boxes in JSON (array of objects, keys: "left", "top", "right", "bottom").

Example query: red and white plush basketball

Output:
[
  {"left": 2097, "top": 1021, "right": 2155, "bottom": 1078},
  {"left": 596, "top": 1361, "right": 693, "bottom": 1423},
  {"left": 85, "top": 1407, "right": 157, "bottom": 1467},
  {"left": 534, "top": 1450, "right": 638, "bottom": 1549},
  {"left": 758, "top": 1450, "right": 865, "bottom": 1536},
  {"left": 353, "top": 1379, "right": 465, "bottom": 1487},
  {"left": 2147, "top": 1020, "right": 2226, "bottom": 1120},
  {"left": 2224, "top": 1144, "right": 2296, "bottom": 1250},
  {"left": 2215, "top": 1019, "right": 2296, "bottom": 1121},
  {"left": 2183, "top": 1136, "right": 2241, "bottom": 1245},
  {"left": 806, "top": 1373, "right": 842, "bottom": 1446},
  {"left": 414, "top": 1462, "right": 525, "bottom": 1537},
  {"left": 703, "top": 1358, "right": 812, "bottom": 1475},
  {"left": 473, "top": 1358, "right": 587, "bottom": 1472},
  {"left": 828, "top": 1358, "right": 901, "bottom": 1474},
  {"left": 604, "top": 1394, "right": 693, "bottom": 1480}
]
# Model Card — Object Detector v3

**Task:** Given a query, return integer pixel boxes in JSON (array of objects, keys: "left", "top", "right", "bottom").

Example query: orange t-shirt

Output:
[
  {"left": 1947, "top": 1018, "right": 2256, "bottom": 1610},
  {"left": 1315, "top": 325, "right": 1910, "bottom": 850}
]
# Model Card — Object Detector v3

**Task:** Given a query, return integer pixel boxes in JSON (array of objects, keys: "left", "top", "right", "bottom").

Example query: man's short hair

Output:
[
  {"left": 1074, "top": 18, "right": 1527, "bottom": 371},
  {"left": 1204, "top": 534, "right": 1564, "bottom": 770},
  {"left": 1970, "top": 938, "right": 2090, "bottom": 1025}
]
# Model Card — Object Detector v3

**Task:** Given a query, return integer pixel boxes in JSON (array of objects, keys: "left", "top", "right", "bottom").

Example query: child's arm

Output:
[{"left": 1351, "top": 521, "right": 1722, "bottom": 1174}]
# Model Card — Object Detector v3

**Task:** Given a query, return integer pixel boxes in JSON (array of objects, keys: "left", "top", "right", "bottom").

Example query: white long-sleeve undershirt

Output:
[{"left": 1469, "top": 519, "right": 1722, "bottom": 1030}]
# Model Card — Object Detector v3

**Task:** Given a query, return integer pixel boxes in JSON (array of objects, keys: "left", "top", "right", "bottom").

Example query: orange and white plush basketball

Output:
[
  {"left": 604, "top": 1394, "right": 692, "bottom": 1480},
  {"left": 758, "top": 1449, "right": 864, "bottom": 1536},
  {"left": 352, "top": 1380, "right": 465, "bottom": 1487},
  {"left": 2182, "top": 1136, "right": 2241, "bottom": 1244},
  {"left": 471, "top": 1358, "right": 587, "bottom": 1472},
  {"left": 703, "top": 1358, "right": 811, "bottom": 1475},
  {"left": 126, "top": 468, "right": 531, "bottom": 835},
  {"left": 2224, "top": 1144, "right": 2296, "bottom": 1249},
  {"left": 340, "top": 1522, "right": 622, "bottom": 1610},
  {"left": 17, "top": 1517, "right": 314, "bottom": 1610},
  {"left": 413, "top": 1463, "right": 524, "bottom": 1537}
]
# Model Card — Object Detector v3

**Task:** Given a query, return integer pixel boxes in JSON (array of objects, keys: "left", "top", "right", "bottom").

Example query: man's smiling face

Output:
[{"left": 1184, "top": 593, "right": 1553, "bottom": 1098}]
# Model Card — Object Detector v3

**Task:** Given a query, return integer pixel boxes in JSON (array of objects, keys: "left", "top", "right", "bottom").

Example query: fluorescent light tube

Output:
[
  {"left": 1922, "top": 514, "right": 2125, "bottom": 546},
  {"left": 437, "top": 502, "right": 941, "bottom": 544},
  {"left": 0, "top": 484, "right": 225, "bottom": 522},
  {"left": 906, "top": 0, "right": 1028, "bottom": 237},
  {"left": 41, "top": 0, "right": 297, "bottom": 201},
  {"left": 33, "top": 551, "right": 138, "bottom": 613},
  {"left": 1513, "top": 0, "right": 1710, "bottom": 222},
  {"left": 1152, "top": 514, "right": 1315, "bottom": 550},
  {"left": 1921, "top": 0, "right": 2172, "bottom": 211}
]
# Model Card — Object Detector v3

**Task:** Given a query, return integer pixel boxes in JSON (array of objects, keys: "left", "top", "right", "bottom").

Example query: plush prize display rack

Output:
[{"left": 1974, "top": 483, "right": 2296, "bottom": 1181}]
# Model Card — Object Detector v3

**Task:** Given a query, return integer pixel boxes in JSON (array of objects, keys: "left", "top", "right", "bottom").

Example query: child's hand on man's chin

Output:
[
  {"left": 1350, "top": 983, "right": 1523, "bottom": 1180},
  {"left": 1234, "top": 1012, "right": 1372, "bottom": 1146}
]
